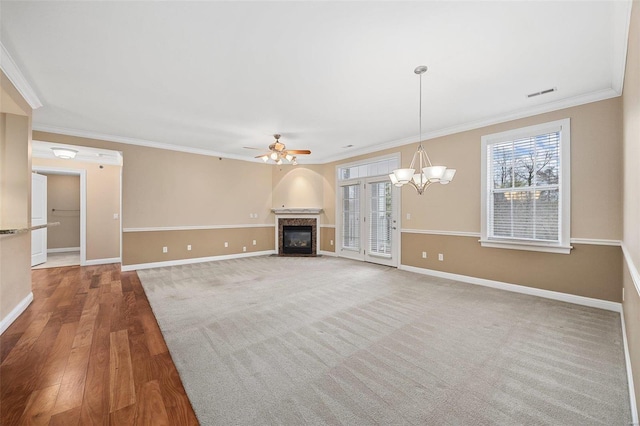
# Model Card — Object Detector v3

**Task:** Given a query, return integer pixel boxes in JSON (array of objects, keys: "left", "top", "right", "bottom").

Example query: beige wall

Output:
[
  {"left": 123, "top": 227, "right": 274, "bottom": 265},
  {"left": 272, "top": 164, "right": 336, "bottom": 226},
  {"left": 44, "top": 174, "right": 80, "bottom": 249},
  {"left": 272, "top": 165, "right": 324, "bottom": 210},
  {"left": 320, "top": 226, "right": 335, "bottom": 253},
  {"left": 320, "top": 97, "right": 624, "bottom": 303},
  {"left": 32, "top": 157, "right": 121, "bottom": 261},
  {"left": 403, "top": 234, "right": 621, "bottom": 302},
  {"left": 33, "top": 133, "right": 275, "bottom": 228},
  {"left": 323, "top": 98, "right": 622, "bottom": 240},
  {"left": 32, "top": 132, "right": 275, "bottom": 265},
  {"left": 623, "top": 0, "right": 640, "bottom": 414},
  {"left": 397, "top": 98, "right": 621, "bottom": 237},
  {"left": 0, "top": 71, "right": 33, "bottom": 325}
]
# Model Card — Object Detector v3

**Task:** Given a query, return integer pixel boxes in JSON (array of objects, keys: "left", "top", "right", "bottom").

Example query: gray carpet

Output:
[{"left": 137, "top": 256, "right": 631, "bottom": 425}]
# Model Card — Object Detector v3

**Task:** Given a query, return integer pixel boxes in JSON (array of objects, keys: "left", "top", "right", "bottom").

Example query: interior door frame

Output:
[
  {"left": 31, "top": 172, "right": 47, "bottom": 266},
  {"left": 335, "top": 153, "right": 401, "bottom": 267},
  {"left": 32, "top": 166, "right": 87, "bottom": 266}
]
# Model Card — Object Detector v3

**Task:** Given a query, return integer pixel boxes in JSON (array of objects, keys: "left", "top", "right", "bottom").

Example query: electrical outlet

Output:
[
  {"left": 438, "top": 253, "right": 444, "bottom": 261},
  {"left": 243, "top": 246, "right": 247, "bottom": 252},
  {"left": 113, "top": 213, "right": 119, "bottom": 220},
  {"left": 406, "top": 213, "right": 411, "bottom": 220},
  {"left": 330, "top": 240, "right": 334, "bottom": 246},
  {"left": 252, "top": 240, "right": 256, "bottom": 245},
  {"left": 422, "top": 251, "right": 427, "bottom": 259},
  {"left": 187, "top": 244, "right": 192, "bottom": 251},
  {"left": 162, "top": 246, "right": 168, "bottom": 253},
  {"left": 224, "top": 242, "right": 228, "bottom": 248}
]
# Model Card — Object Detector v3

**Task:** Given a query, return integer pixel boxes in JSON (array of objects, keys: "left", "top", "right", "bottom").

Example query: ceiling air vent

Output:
[{"left": 527, "top": 87, "right": 557, "bottom": 98}]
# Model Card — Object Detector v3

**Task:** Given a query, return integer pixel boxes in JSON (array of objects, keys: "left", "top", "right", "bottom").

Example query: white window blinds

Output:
[
  {"left": 341, "top": 184, "right": 360, "bottom": 250},
  {"left": 481, "top": 118, "right": 571, "bottom": 254},
  {"left": 488, "top": 131, "right": 560, "bottom": 242},
  {"left": 368, "top": 181, "right": 392, "bottom": 257}
]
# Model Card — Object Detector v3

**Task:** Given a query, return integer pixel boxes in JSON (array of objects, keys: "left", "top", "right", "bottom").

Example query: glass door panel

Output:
[
  {"left": 368, "top": 181, "right": 392, "bottom": 257},
  {"left": 340, "top": 184, "right": 361, "bottom": 259},
  {"left": 365, "top": 179, "right": 397, "bottom": 266}
]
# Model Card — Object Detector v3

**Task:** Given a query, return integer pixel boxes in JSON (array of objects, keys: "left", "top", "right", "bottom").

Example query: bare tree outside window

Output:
[{"left": 489, "top": 132, "right": 560, "bottom": 242}]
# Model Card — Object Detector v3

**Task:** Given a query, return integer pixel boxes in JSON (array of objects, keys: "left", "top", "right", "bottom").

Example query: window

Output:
[
  {"left": 481, "top": 118, "right": 571, "bottom": 254},
  {"left": 337, "top": 158, "right": 398, "bottom": 181}
]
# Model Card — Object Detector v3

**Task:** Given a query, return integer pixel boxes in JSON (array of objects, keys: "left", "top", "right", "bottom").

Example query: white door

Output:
[
  {"left": 31, "top": 173, "right": 47, "bottom": 266},
  {"left": 364, "top": 178, "right": 398, "bottom": 267},
  {"left": 338, "top": 177, "right": 399, "bottom": 267}
]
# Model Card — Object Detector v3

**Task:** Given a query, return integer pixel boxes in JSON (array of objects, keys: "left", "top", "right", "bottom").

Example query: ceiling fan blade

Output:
[
  {"left": 243, "top": 146, "right": 262, "bottom": 150},
  {"left": 286, "top": 150, "right": 311, "bottom": 155},
  {"left": 254, "top": 153, "right": 271, "bottom": 158}
]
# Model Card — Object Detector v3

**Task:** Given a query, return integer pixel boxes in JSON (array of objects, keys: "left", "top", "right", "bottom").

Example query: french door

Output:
[{"left": 339, "top": 177, "right": 399, "bottom": 267}]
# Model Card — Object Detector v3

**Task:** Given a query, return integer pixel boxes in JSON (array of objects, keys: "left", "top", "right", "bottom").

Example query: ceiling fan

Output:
[{"left": 254, "top": 134, "right": 311, "bottom": 165}]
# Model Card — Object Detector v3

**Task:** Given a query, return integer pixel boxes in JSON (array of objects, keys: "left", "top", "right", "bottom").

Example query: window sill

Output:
[{"left": 479, "top": 239, "right": 573, "bottom": 254}]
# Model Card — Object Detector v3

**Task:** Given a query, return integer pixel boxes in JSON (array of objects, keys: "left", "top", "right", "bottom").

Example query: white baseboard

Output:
[
  {"left": 319, "top": 250, "right": 337, "bottom": 257},
  {"left": 121, "top": 250, "right": 276, "bottom": 272},
  {"left": 621, "top": 306, "right": 639, "bottom": 424},
  {"left": 48, "top": 247, "right": 80, "bottom": 253},
  {"left": 84, "top": 257, "right": 121, "bottom": 266},
  {"left": 0, "top": 292, "right": 33, "bottom": 335},
  {"left": 399, "top": 264, "right": 621, "bottom": 313}
]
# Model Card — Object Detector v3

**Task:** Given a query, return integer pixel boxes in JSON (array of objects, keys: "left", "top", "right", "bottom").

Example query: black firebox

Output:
[{"left": 282, "top": 225, "right": 313, "bottom": 255}]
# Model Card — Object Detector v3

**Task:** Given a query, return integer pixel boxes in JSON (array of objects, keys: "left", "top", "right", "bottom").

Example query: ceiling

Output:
[{"left": 1, "top": 1, "right": 632, "bottom": 164}]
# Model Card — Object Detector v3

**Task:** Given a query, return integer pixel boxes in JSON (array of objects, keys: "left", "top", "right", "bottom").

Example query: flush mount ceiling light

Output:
[
  {"left": 51, "top": 147, "right": 78, "bottom": 159},
  {"left": 390, "top": 66, "right": 456, "bottom": 194}
]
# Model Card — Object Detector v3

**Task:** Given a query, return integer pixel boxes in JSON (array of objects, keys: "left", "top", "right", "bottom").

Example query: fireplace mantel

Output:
[
  {"left": 272, "top": 208, "right": 323, "bottom": 215},
  {"left": 273, "top": 208, "right": 322, "bottom": 256}
]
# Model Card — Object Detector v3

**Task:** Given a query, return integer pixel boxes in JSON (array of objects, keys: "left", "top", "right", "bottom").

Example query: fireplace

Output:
[
  {"left": 277, "top": 217, "right": 318, "bottom": 257},
  {"left": 282, "top": 226, "right": 313, "bottom": 255}
]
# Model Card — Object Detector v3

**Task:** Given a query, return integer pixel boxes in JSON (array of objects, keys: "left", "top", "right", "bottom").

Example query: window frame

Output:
[{"left": 480, "top": 118, "right": 572, "bottom": 254}]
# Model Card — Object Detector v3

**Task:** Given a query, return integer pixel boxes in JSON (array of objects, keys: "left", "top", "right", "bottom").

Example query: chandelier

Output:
[{"left": 390, "top": 66, "right": 456, "bottom": 194}]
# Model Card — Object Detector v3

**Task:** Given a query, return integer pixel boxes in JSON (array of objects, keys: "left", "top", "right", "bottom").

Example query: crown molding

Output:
[
  {"left": 319, "top": 88, "right": 621, "bottom": 165},
  {"left": 611, "top": 0, "right": 633, "bottom": 94},
  {"left": 0, "top": 43, "right": 43, "bottom": 109},
  {"left": 32, "top": 124, "right": 260, "bottom": 163},
  {"left": 34, "top": 87, "right": 621, "bottom": 166}
]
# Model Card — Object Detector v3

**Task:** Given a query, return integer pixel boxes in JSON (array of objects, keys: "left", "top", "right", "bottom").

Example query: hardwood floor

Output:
[{"left": 0, "top": 264, "right": 199, "bottom": 425}]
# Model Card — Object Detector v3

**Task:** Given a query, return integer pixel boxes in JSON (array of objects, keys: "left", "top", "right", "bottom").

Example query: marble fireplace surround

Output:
[{"left": 272, "top": 208, "right": 322, "bottom": 257}]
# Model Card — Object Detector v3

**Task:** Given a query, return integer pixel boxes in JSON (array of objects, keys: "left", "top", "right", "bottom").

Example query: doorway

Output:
[
  {"left": 336, "top": 155, "right": 400, "bottom": 267},
  {"left": 31, "top": 167, "right": 87, "bottom": 268}
]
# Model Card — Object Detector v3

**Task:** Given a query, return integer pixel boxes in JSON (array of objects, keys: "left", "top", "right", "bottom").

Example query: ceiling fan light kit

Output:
[
  {"left": 256, "top": 134, "right": 310, "bottom": 166},
  {"left": 390, "top": 66, "right": 456, "bottom": 194}
]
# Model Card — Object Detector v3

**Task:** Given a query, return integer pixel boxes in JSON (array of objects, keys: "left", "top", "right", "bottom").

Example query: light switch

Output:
[{"left": 113, "top": 213, "right": 119, "bottom": 220}]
